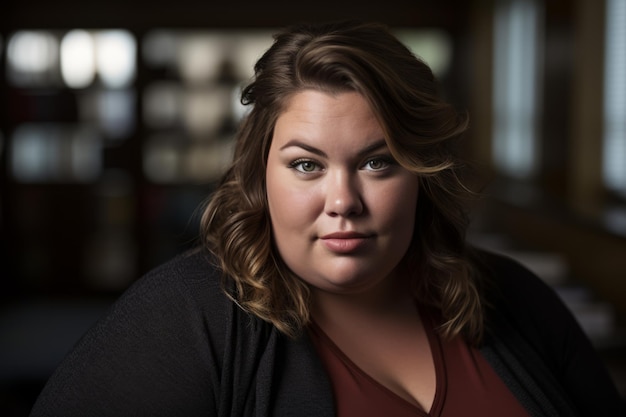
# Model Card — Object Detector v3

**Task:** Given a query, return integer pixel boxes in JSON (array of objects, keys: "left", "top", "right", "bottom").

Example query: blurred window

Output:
[
  {"left": 7, "top": 31, "right": 60, "bottom": 87},
  {"left": 492, "top": 0, "right": 543, "bottom": 179},
  {"left": 141, "top": 30, "right": 276, "bottom": 184},
  {"left": 60, "top": 29, "right": 136, "bottom": 89},
  {"left": 393, "top": 29, "right": 453, "bottom": 78},
  {"left": 11, "top": 124, "right": 102, "bottom": 183},
  {"left": 603, "top": 0, "right": 626, "bottom": 197},
  {"left": 60, "top": 30, "right": 96, "bottom": 88},
  {"left": 95, "top": 30, "right": 136, "bottom": 88},
  {"left": 77, "top": 89, "right": 136, "bottom": 140}
]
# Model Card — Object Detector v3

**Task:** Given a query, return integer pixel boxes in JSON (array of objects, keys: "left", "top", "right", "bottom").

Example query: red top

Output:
[{"left": 308, "top": 309, "right": 531, "bottom": 417}]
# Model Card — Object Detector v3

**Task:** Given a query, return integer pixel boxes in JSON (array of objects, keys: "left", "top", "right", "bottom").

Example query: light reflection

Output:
[
  {"left": 61, "top": 30, "right": 96, "bottom": 88},
  {"left": 11, "top": 126, "right": 58, "bottom": 182},
  {"left": 182, "top": 87, "right": 231, "bottom": 138},
  {"left": 11, "top": 124, "right": 102, "bottom": 182},
  {"left": 184, "top": 140, "right": 234, "bottom": 182},
  {"left": 96, "top": 90, "right": 136, "bottom": 139},
  {"left": 95, "top": 30, "right": 136, "bottom": 88},
  {"left": 177, "top": 33, "right": 226, "bottom": 84},
  {"left": 60, "top": 29, "right": 136, "bottom": 89},
  {"left": 142, "top": 30, "right": 178, "bottom": 69},
  {"left": 7, "top": 31, "right": 59, "bottom": 86},
  {"left": 228, "top": 31, "right": 275, "bottom": 80},
  {"left": 143, "top": 82, "right": 183, "bottom": 128},
  {"left": 492, "top": 0, "right": 542, "bottom": 179},
  {"left": 143, "top": 30, "right": 275, "bottom": 84},
  {"left": 393, "top": 29, "right": 453, "bottom": 77},
  {"left": 78, "top": 90, "right": 136, "bottom": 139},
  {"left": 603, "top": 0, "right": 626, "bottom": 195},
  {"left": 143, "top": 134, "right": 234, "bottom": 184}
]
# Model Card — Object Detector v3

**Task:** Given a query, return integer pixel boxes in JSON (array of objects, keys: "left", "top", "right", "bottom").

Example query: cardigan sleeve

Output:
[
  {"left": 29, "top": 250, "right": 228, "bottom": 417},
  {"left": 479, "top": 250, "right": 626, "bottom": 417}
]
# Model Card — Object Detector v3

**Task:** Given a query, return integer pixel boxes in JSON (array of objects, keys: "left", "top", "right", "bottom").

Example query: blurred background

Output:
[{"left": 0, "top": 0, "right": 625, "bottom": 414}]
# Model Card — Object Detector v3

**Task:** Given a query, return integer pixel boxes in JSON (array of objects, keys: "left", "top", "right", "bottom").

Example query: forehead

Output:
[
  {"left": 280, "top": 89, "right": 370, "bottom": 115},
  {"left": 269, "top": 91, "right": 389, "bottom": 160},
  {"left": 273, "top": 90, "right": 383, "bottom": 141}
]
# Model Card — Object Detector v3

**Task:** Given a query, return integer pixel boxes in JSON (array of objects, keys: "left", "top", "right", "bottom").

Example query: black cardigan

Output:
[{"left": 29, "top": 248, "right": 625, "bottom": 416}]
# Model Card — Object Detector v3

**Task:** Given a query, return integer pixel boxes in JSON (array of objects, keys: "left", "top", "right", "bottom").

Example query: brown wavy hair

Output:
[{"left": 201, "top": 20, "right": 485, "bottom": 344}]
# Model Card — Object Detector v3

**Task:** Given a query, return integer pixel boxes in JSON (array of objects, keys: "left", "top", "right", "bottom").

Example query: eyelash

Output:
[
  {"left": 363, "top": 156, "right": 393, "bottom": 171},
  {"left": 289, "top": 159, "right": 321, "bottom": 173},
  {"left": 288, "top": 156, "right": 395, "bottom": 174}
]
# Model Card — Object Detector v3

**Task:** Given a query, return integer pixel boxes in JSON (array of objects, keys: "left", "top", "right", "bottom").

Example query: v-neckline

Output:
[{"left": 309, "top": 305, "right": 447, "bottom": 416}]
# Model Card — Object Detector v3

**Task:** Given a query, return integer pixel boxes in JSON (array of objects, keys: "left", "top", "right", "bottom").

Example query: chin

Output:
[{"left": 315, "top": 269, "right": 390, "bottom": 293}]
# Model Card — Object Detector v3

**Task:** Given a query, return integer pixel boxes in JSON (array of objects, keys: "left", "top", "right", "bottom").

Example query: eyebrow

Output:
[{"left": 279, "top": 139, "right": 389, "bottom": 159}]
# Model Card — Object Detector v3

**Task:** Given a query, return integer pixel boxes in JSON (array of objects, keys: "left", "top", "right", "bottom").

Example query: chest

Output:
[{"left": 308, "top": 316, "right": 531, "bottom": 417}]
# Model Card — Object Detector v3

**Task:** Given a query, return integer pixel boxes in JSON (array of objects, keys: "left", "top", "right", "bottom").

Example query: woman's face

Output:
[{"left": 266, "top": 90, "right": 419, "bottom": 297}]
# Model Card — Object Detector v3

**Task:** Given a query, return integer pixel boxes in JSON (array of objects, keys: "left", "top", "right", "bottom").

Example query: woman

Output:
[{"left": 30, "top": 20, "right": 624, "bottom": 416}]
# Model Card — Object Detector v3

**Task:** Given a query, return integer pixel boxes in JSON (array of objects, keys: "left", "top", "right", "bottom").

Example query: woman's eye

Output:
[
  {"left": 363, "top": 157, "right": 391, "bottom": 171},
  {"left": 291, "top": 160, "right": 320, "bottom": 173}
]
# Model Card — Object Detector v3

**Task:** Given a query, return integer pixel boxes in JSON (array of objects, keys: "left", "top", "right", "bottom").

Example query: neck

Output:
[{"left": 311, "top": 267, "right": 416, "bottom": 326}]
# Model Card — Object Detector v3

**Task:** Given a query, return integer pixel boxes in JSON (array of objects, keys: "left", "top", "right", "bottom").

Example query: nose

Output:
[{"left": 324, "top": 171, "right": 364, "bottom": 217}]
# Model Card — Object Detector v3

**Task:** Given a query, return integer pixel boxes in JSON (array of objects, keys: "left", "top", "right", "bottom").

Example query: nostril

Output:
[{"left": 325, "top": 197, "right": 364, "bottom": 217}]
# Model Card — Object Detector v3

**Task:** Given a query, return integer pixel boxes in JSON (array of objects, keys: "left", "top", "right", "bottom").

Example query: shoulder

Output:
[
  {"left": 470, "top": 248, "right": 626, "bottom": 415},
  {"left": 470, "top": 248, "right": 579, "bottom": 358},
  {"left": 109, "top": 247, "right": 230, "bottom": 333},
  {"left": 134, "top": 247, "right": 226, "bottom": 306},
  {"left": 471, "top": 248, "right": 566, "bottom": 317},
  {"left": 138, "top": 246, "right": 222, "bottom": 294},
  {"left": 30, "top": 247, "right": 231, "bottom": 416}
]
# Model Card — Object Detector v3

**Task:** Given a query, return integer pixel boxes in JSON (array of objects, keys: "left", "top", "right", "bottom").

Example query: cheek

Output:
[
  {"left": 266, "top": 174, "right": 318, "bottom": 233},
  {"left": 372, "top": 179, "right": 419, "bottom": 219},
  {"left": 266, "top": 181, "right": 320, "bottom": 271},
  {"left": 369, "top": 179, "right": 419, "bottom": 243}
]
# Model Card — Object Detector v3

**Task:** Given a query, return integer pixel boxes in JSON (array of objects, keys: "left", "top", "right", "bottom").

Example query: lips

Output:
[{"left": 319, "top": 231, "right": 372, "bottom": 253}]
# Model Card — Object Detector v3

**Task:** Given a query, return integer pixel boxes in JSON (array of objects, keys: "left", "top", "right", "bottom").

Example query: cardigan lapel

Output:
[
  {"left": 480, "top": 317, "right": 580, "bottom": 417},
  {"left": 267, "top": 330, "right": 335, "bottom": 417}
]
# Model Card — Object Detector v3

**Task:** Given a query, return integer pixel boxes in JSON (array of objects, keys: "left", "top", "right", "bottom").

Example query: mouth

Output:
[
  {"left": 320, "top": 231, "right": 369, "bottom": 239},
  {"left": 319, "top": 231, "right": 372, "bottom": 253}
]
